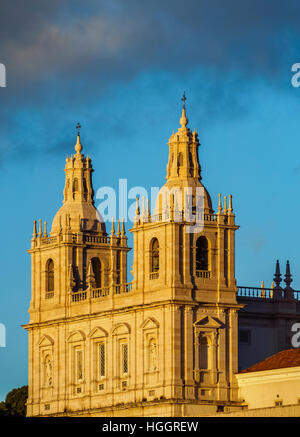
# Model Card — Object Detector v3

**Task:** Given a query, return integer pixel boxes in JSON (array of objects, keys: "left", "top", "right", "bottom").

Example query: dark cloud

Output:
[
  {"left": 1, "top": 0, "right": 300, "bottom": 88},
  {"left": 1, "top": 0, "right": 300, "bottom": 160}
]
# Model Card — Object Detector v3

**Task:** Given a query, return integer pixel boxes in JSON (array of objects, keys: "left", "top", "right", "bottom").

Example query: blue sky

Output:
[{"left": 1, "top": 0, "right": 300, "bottom": 400}]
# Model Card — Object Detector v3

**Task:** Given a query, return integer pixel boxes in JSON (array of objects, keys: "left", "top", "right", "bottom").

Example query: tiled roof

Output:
[{"left": 240, "top": 349, "right": 300, "bottom": 373}]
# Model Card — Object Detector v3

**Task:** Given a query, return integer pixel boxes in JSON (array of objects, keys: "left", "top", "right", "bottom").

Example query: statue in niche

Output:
[
  {"left": 45, "top": 356, "right": 53, "bottom": 386},
  {"left": 149, "top": 338, "right": 157, "bottom": 371}
]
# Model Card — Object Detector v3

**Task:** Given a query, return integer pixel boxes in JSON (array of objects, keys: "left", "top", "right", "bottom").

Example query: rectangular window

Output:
[
  {"left": 76, "top": 349, "right": 83, "bottom": 382},
  {"left": 239, "top": 329, "right": 251, "bottom": 344},
  {"left": 121, "top": 343, "right": 128, "bottom": 375},
  {"left": 99, "top": 343, "right": 105, "bottom": 378}
]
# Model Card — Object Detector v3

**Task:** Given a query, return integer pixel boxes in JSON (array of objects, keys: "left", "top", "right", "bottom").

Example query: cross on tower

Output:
[
  {"left": 76, "top": 122, "right": 81, "bottom": 135},
  {"left": 181, "top": 91, "right": 187, "bottom": 107}
]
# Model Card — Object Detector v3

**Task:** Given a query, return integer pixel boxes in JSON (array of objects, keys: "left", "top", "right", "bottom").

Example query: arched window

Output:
[
  {"left": 83, "top": 178, "right": 87, "bottom": 201},
  {"left": 91, "top": 257, "right": 102, "bottom": 288},
  {"left": 116, "top": 251, "right": 120, "bottom": 285},
  {"left": 73, "top": 178, "right": 78, "bottom": 192},
  {"left": 196, "top": 236, "right": 209, "bottom": 271},
  {"left": 178, "top": 152, "right": 183, "bottom": 166},
  {"left": 73, "top": 178, "right": 78, "bottom": 199},
  {"left": 46, "top": 259, "right": 54, "bottom": 298},
  {"left": 150, "top": 238, "right": 159, "bottom": 279}
]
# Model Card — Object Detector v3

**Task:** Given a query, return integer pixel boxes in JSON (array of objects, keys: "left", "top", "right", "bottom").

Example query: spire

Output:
[
  {"left": 117, "top": 219, "right": 120, "bottom": 237},
  {"left": 273, "top": 260, "right": 282, "bottom": 287},
  {"left": 284, "top": 260, "right": 294, "bottom": 300},
  {"left": 179, "top": 91, "right": 188, "bottom": 128},
  {"left": 75, "top": 122, "right": 83, "bottom": 154},
  {"left": 273, "top": 260, "right": 283, "bottom": 300},
  {"left": 284, "top": 260, "right": 292, "bottom": 289}
]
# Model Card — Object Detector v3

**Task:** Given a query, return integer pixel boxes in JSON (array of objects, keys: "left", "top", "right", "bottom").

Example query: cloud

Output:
[
  {"left": 1, "top": 0, "right": 300, "bottom": 161},
  {"left": 1, "top": 0, "right": 300, "bottom": 88}
]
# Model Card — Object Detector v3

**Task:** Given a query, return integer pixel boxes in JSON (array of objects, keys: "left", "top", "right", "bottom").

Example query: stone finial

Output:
[
  {"left": 44, "top": 221, "right": 48, "bottom": 238},
  {"left": 33, "top": 220, "right": 37, "bottom": 238},
  {"left": 75, "top": 122, "right": 83, "bottom": 154},
  {"left": 228, "top": 194, "right": 233, "bottom": 214},
  {"left": 224, "top": 196, "right": 228, "bottom": 214},
  {"left": 87, "top": 260, "right": 96, "bottom": 289},
  {"left": 273, "top": 260, "right": 282, "bottom": 287},
  {"left": 121, "top": 218, "right": 126, "bottom": 236},
  {"left": 284, "top": 260, "right": 293, "bottom": 289},
  {"left": 135, "top": 196, "right": 140, "bottom": 216},
  {"left": 179, "top": 106, "right": 188, "bottom": 129},
  {"left": 141, "top": 196, "right": 147, "bottom": 221},
  {"left": 147, "top": 198, "right": 151, "bottom": 222},
  {"left": 179, "top": 91, "right": 188, "bottom": 128},
  {"left": 117, "top": 219, "right": 120, "bottom": 237},
  {"left": 260, "top": 280, "right": 266, "bottom": 298},
  {"left": 218, "top": 193, "right": 222, "bottom": 213},
  {"left": 38, "top": 219, "right": 43, "bottom": 237},
  {"left": 111, "top": 217, "right": 115, "bottom": 235},
  {"left": 273, "top": 260, "right": 283, "bottom": 300}
]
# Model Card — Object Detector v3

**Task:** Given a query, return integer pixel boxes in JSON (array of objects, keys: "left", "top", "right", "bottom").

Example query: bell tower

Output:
[
  {"left": 130, "top": 95, "right": 243, "bottom": 414},
  {"left": 24, "top": 102, "right": 243, "bottom": 417},
  {"left": 25, "top": 126, "right": 130, "bottom": 417}
]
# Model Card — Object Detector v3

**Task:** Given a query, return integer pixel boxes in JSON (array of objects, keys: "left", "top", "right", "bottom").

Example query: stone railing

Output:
[
  {"left": 83, "top": 235, "right": 111, "bottom": 244},
  {"left": 71, "top": 290, "right": 87, "bottom": 302},
  {"left": 149, "top": 212, "right": 218, "bottom": 224},
  {"left": 149, "top": 271, "right": 159, "bottom": 280},
  {"left": 92, "top": 287, "right": 110, "bottom": 298},
  {"left": 71, "top": 283, "right": 132, "bottom": 303},
  {"left": 196, "top": 270, "right": 211, "bottom": 278},
  {"left": 37, "top": 233, "right": 111, "bottom": 247},
  {"left": 115, "top": 283, "right": 132, "bottom": 294},
  {"left": 237, "top": 286, "right": 300, "bottom": 300}
]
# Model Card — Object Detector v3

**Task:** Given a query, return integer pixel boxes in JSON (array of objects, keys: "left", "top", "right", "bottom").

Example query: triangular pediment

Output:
[
  {"left": 112, "top": 323, "right": 131, "bottom": 336},
  {"left": 140, "top": 317, "right": 160, "bottom": 330},
  {"left": 38, "top": 335, "right": 54, "bottom": 347},
  {"left": 66, "top": 330, "right": 86, "bottom": 343},
  {"left": 88, "top": 326, "right": 108, "bottom": 339},
  {"left": 194, "top": 315, "right": 223, "bottom": 329}
]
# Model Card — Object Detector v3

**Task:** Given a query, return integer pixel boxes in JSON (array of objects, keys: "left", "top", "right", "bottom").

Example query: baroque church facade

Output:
[{"left": 24, "top": 100, "right": 277, "bottom": 417}]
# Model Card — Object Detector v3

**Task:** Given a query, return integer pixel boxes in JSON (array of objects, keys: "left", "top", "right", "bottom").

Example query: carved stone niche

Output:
[{"left": 193, "top": 315, "right": 224, "bottom": 386}]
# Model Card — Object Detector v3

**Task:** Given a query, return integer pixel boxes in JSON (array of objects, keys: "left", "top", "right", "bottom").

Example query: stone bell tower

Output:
[
  {"left": 24, "top": 100, "right": 243, "bottom": 418},
  {"left": 130, "top": 95, "right": 243, "bottom": 415},
  {"left": 24, "top": 126, "right": 130, "bottom": 417}
]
